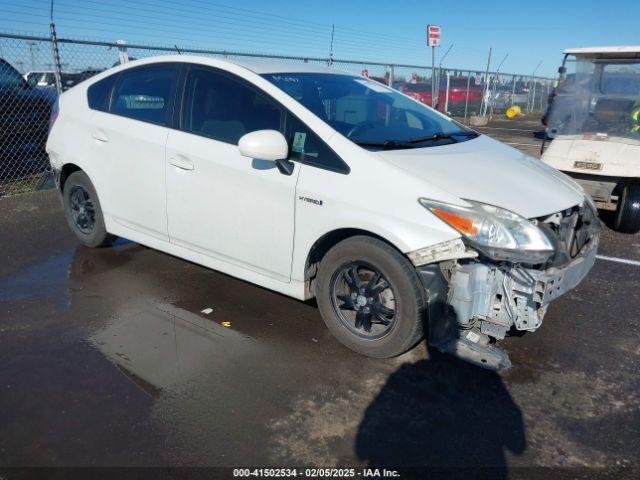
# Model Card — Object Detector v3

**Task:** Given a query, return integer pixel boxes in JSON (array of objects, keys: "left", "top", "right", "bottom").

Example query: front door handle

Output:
[
  {"left": 168, "top": 156, "right": 194, "bottom": 171},
  {"left": 92, "top": 130, "right": 109, "bottom": 142}
]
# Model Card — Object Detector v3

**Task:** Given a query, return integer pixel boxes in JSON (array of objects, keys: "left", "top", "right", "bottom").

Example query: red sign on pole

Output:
[{"left": 427, "top": 25, "right": 441, "bottom": 47}]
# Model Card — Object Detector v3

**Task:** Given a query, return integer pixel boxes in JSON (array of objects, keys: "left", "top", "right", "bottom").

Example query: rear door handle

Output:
[
  {"left": 92, "top": 130, "right": 109, "bottom": 142},
  {"left": 168, "top": 156, "right": 194, "bottom": 171}
]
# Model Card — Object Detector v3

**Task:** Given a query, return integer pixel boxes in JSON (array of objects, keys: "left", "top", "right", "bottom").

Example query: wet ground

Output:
[{"left": 1, "top": 121, "right": 639, "bottom": 477}]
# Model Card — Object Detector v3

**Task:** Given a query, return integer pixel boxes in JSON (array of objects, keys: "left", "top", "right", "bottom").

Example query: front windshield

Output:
[
  {"left": 261, "top": 73, "right": 476, "bottom": 148},
  {"left": 548, "top": 56, "right": 640, "bottom": 141},
  {"left": 0, "top": 60, "right": 26, "bottom": 89}
]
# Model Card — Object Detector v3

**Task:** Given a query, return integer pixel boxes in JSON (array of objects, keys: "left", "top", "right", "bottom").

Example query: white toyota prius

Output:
[{"left": 47, "top": 56, "right": 600, "bottom": 369}]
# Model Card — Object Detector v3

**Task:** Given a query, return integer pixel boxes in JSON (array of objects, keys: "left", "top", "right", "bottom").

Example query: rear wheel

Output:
[
  {"left": 614, "top": 184, "right": 640, "bottom": 234},
  {"left": 63, "top": 171, "right": 116, "bottom": 247},
  {"left": 316, "top": 236, "right": 426, "bottom": 358}
]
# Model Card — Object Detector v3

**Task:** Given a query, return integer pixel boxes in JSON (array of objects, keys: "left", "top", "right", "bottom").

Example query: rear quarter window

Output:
[
  {"left": 87, "top": 74, "right": 118, "bottom": 111},
  {"left": 109, "top": 64, "right": 178, "bottom": 126}
]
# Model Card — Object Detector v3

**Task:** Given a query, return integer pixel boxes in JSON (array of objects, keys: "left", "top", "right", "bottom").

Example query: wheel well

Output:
[
  {"left": 304, "top": 228, "right": 401, "bottom": 295},
  {"left": 59, "top": 163, "right": 82, "bottom": 192}
]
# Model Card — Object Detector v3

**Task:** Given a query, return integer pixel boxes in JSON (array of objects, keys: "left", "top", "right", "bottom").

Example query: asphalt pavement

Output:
[{"left": 0, "top": 121, "right": 639, "bottom": 477}]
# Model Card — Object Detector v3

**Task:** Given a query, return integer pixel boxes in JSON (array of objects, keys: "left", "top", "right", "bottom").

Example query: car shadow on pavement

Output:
[{"left": 354, "top": 347, "right": 526, "bottom": 477}]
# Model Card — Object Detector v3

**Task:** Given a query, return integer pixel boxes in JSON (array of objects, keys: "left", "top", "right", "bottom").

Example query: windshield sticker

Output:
[
  {"left": 354, "top": 78, "right": 391, "bottom": 93},
  {"left": 292, "top": 132, "right": 307, "bottom": 153}
]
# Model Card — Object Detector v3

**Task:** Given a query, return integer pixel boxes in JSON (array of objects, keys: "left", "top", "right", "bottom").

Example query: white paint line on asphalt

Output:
[
  {"left": 503, "top": 141, "right": 542, "bottom": 147},
  {"left": 596, "top": 254, "right": 640, "bottom": 267}
]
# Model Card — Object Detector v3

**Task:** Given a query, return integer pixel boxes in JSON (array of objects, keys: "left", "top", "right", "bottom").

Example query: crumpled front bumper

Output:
[
  {"left": 525, "top": 234, "right": 598, "bottom": 306},
  {"left": 417, "top": 233, "right": 599, "bottom": 370},
  {"left": 448, "top": 234, "right": 599, "bottom": 337}
]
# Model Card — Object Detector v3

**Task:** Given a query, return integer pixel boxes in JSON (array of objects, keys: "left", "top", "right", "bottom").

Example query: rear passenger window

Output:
[
  {"left": 182, "top": 67, "right": 282, "bottom": 144},
  {"left": 87, "top": 74, "right": 118, "bottom": 111},
  {"left": 110, "top": 64, "right": 177, "bottom": 125}
]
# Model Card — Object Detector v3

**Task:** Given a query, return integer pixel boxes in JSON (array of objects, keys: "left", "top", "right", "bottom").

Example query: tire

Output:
[
  {"left": 316, "top": 236, "right": 426, "bottom": 358},
  {"left": 62, "top": 171, "right": 116, "bottom": 248},
  {"left": 614, "top": 184, "right": 640, "bottom": 234}
]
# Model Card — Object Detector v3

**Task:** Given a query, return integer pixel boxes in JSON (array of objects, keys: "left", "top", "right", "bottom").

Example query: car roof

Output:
[
  {"left": 117, "top": 54, "right": 353, "bottom": 76},
  {"left": 563, "top": 46, "right": 640, "bottom": 58}
]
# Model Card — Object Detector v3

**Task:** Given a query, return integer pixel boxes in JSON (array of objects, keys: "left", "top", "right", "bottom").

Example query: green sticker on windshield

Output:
[{"left": 292, "top": 131, "right": 306, "bottom": 153}]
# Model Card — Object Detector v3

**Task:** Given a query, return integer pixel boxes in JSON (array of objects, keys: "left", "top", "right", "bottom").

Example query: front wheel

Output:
[
  {"left": 614, "top": 184, "right": 640, "bottom": 234},
  {"left": 316, "top": 236, "right": 426, "bottom": 358}
]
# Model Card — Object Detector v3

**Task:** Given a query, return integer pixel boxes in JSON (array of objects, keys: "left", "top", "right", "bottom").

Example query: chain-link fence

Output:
[{"left": 0, "top": 32, "right": 554, "bottom": 197}]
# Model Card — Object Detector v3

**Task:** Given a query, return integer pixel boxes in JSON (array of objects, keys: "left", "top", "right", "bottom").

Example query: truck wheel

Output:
[
  {"left": 316, "top": 236, "right": 426, "bottom": 358},
  {"left": 614, "top": 184, "right": 640, "bottom": 234},
  {"left": 62, "top": 171, "right": 116, "bottom": 248}
]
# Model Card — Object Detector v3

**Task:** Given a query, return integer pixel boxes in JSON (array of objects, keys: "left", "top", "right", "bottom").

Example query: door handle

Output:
[
  {"left": 168, "top": 156, "right": 194, "bottom": 171},
  {"left": 91, "top": 130, "right": 109, "bottom": 143}
]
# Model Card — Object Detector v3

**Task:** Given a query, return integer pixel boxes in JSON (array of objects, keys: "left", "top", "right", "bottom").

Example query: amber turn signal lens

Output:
[{"left": 431, "top": 208, "right": 478, "bottom": 235}]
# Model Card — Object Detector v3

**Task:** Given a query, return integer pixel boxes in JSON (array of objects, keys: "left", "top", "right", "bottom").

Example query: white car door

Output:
[
  {"left": 165, "top": 66, "right": 299, "bottom": 281},
  {"left": 88, "top": 63, "right": 179, "bottom": 241}
]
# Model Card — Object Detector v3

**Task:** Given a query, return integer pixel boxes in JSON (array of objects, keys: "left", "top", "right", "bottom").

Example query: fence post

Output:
[
  {"left": 116, "top": 39, "right": 129, "bottom": 64},
  {"left": 531, "top": 77, "right": 538, "bottom": 112},
  {"left": 463, "top": 74, "right": 471, "bottom": 123},
  {"left": 444, "top": 72, "right": 450, "bottom": 113},
  {"left": 388, "top": 65, "right": 394, "bottom": 87},
  {"left": 49, "top": 22, "right": 62, "bottom": 94}
]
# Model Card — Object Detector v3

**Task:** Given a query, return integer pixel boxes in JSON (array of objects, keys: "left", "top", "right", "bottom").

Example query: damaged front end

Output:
[{"left": 412, "top": 201, "right": 600, "bottom": 370}]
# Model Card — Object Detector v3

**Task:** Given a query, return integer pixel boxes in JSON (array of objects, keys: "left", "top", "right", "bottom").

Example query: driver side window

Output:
[{"left": 284, "top": 113, "right": 349, "bottom": 174}]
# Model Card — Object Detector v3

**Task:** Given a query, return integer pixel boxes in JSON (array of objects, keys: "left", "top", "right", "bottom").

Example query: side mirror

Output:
[{"left": 238, "top": 130, "right": 294, "bottom": 175}]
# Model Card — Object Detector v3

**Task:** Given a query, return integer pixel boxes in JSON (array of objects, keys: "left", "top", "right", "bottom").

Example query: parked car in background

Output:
[
  {"left": 60, "top": 70, "right": 104, "bottom": 90},
  {"left": 399, "top": 82, "right": 434, "bottom": 106},
  {"left": 26, "top": 69, "right": 105, "bottom": 92},
  {"left": 484, "top": 82, "right": 532, "bottom": 112},
  {"left": 400, "top": 79, "right": 483, "bottom": 114},
  {"left": 445, "top": 76, "right": 483, "bottom": 114},
  {"left": 0, "top": 58, "right": 53, "bottom": 180},
  {"left": 47, "top": 56, "right": 600, "bottom": 369},
  {"left": 24, "top": 70, "right": 56, "bottom": 87}
]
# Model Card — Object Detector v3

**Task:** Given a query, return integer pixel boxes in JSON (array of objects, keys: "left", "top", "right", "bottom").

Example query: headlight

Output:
[{"left": 419, "top": 198, "right": 554, "bottom": 264}]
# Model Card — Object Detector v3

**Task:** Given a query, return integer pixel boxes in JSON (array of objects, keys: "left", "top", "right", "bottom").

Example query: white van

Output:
[{"left": 46, "top": 56, "right": 600, "bottom": 369}]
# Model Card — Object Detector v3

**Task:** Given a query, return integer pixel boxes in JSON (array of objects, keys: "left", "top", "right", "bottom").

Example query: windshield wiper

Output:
[
  {"left": 406, "top": 130, "right": 479, "bottom": 144},
  {"left": 354, "top": 139, "right": 416, "bottom": 149},
  {"left": 355, "top": 131, "right": 479, "bottom": 149}
]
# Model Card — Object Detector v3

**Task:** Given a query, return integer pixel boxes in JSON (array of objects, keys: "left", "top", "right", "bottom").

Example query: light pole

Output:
[
  {"left": 489, "top": 53, "right": 508, "bottom": 116},
  {"left": 436, "top": 44, "right": 453, "bottom": 95}
]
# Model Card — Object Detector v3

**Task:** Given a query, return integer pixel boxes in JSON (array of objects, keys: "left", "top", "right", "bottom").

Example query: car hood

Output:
[{"left": 376, "top": 134, "right": 585, "bottom": 219}]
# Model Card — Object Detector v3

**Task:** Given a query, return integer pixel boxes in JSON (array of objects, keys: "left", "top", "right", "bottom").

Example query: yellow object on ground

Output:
[{"left": 505, "top": 105, "right": 523, "bottom": 119}]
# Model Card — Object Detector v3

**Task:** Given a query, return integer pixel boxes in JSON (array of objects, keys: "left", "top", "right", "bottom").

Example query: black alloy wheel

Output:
[
  {"left": 68, "top": 185, "right": 96, "bottom": 234},
  {"left": 330, "top": 262, "right": 397, "bottom": 340}
]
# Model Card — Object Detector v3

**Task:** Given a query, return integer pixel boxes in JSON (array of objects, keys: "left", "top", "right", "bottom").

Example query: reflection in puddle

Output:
[
  {"left": 0, "top": 251, "right": 72, "bottom": 306},
  {"left": 53, "top": 243, "right": 262, "bottom": 396},
  {"left": 89, "top": 301, "right": 254, "bottom": 394}
]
